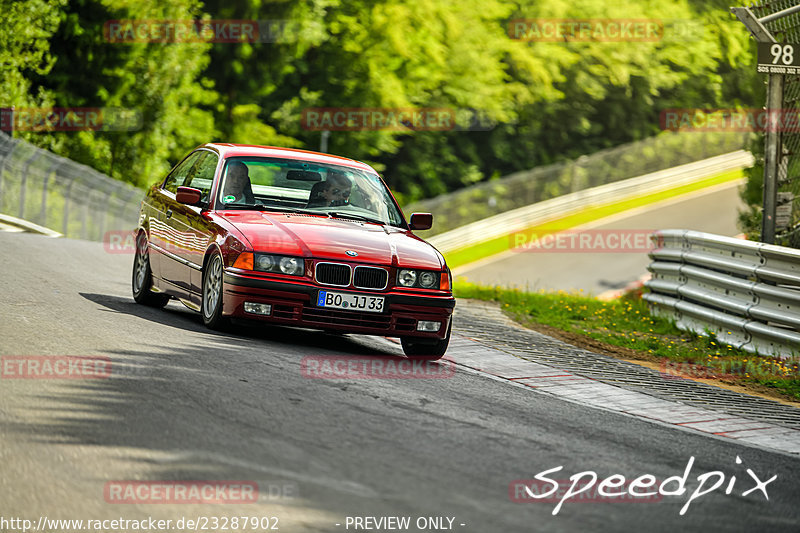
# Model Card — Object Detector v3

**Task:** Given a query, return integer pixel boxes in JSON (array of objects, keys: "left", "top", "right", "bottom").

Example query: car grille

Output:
[
  {"left": 316, "top": 263, "right": 351, "bottom": 286},
  {"left": 353, "top": 266, "right": 388, "bottom": 290}
]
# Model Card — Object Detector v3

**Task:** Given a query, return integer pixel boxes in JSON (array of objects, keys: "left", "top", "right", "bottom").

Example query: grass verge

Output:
[
  {"left": 453, "top": 280, "right": 800, "bottom": 403},
  {"left": 444, "top": 168, "right": 744, "bottom": 269}
]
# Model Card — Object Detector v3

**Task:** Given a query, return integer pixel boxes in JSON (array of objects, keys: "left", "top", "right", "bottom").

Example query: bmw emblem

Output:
[{"left": 345, "top": 250, "right": 358, "bottom": 257}]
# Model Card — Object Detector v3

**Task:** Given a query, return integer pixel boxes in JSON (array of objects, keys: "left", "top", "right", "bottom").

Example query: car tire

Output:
[
  {"left": 202, "top": 252, "right": 229, "bottom": 330},
  {"left": 132, "top": 231, "right": 170, "bottom": 308},
  {"left": 401, "top": 320, "right": 451, "bottom": 361}
]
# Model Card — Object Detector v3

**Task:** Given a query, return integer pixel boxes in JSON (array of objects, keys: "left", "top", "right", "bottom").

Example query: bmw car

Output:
[{"left": 132, "top": 143, "right": 455, "bottom": 358}]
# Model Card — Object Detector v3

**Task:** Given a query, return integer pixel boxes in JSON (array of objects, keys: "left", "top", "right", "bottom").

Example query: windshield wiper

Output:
[
  {"left": 327, "top": 211, "right": 386, "bottom": 226},
  {"left": 259, "top": 206, "right": 315, "bottom": 214},
  {"left": 225, "top": 205, "right": 313, "bottom": 214}
]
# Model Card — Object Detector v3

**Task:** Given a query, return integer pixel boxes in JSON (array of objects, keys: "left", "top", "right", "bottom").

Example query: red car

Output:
[{"left": 132, "top": 143, "right": 455, "bottom": 358}]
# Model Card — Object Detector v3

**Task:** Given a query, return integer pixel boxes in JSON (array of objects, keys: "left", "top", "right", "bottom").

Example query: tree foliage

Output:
[{"left": 0, "top": 0, "right": 761, "bottom": 206}]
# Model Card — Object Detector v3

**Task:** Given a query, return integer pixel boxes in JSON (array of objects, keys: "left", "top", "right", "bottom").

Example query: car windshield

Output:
[{"left": 216, "top": 157, "right": 405, "bottom": 227}]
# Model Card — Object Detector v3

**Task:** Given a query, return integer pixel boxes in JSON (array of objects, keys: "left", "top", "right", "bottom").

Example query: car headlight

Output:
[
  {"left": 255, "top": 254, "right": 275, "bottom": 271},
  {"left": 280, "top": 256, "right": 303, "bottom": 276},
  {"left": 398, "top": 269, "right": 417, "bottom": 287},
  {"left": 397, "top": 269, "right": 440, "bottom": 288},
  {"left": 418, "top": 271, "right": 437, "bottom": 288},
  {"left": 254, "top": 253, "right": 304, "bottom": 276}
]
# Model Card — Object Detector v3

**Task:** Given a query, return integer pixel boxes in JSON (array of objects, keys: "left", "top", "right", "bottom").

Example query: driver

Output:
[
  {"left": 306, "top": 171, "right": 351, "bottom": 208},
  {"left": 327, "top": 172, "right": 352, "bottom": 207},
  {"left": 221, "top": 161, "right": 254, "bottom": 204}
]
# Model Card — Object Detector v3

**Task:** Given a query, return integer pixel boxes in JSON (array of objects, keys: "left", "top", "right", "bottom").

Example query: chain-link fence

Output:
[
  {"left": 750, "top": 0, "right": 800, "bottom": 246},
  {"left": 403, "top": 130, "right": 749, "bottom": 237},
  {"left": 0, "top": 131, "right": 145, "bottom": 240}
]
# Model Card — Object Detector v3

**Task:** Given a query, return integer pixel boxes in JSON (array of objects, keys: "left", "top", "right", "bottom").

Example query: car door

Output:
[
  {"left": 172, "top": 150, "right": 221, "bottom": 307},
  {"left": 150, "top": 151, "right": 203, "bottom": 294}
]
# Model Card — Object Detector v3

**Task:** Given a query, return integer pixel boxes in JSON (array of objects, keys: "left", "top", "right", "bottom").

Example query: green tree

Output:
[
  {"left": 0, "top": 0, "right": 65, "bottom": 108},
  {"left": 23, "top": 0, "right": 217, "bottom": 186}
]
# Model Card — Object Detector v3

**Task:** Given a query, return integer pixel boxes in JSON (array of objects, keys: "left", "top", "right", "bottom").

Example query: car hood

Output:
[{"left": 219, "top": 211, "right": 443, "bottom": 270}]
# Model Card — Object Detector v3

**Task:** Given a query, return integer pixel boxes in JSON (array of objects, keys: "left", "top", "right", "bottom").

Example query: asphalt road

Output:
[
  {"left": 457, "top": 180, "right": 746, "bottom": 295},
  {"left": 1, "top": 229, "right": 798, "bottom": 533}
]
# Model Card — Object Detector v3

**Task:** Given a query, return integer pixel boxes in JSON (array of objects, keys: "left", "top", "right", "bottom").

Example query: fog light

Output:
[
  {"left": 417, "top": 320, "right": 441, "bottom": 332},
  {"left": 244, "top": 302, "right": 272, "bottom": 315}
]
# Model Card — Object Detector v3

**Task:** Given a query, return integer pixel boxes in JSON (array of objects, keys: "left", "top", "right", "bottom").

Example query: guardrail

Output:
[
  {"left": 428, "top": 150, "right": 754, "bottom": 255},
  {"left": 644, "top": 229, "right": 800, "bottom": 359},
  {"left": 0, "top": 131, "right": 145, "bottom": 240},
  {"left": 405, "top": 131, "right": 749, "bottom": 237}
]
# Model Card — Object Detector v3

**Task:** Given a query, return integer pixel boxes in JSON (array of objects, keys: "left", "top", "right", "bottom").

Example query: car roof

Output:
[{"left": 202, "top": 143, "right": 378, "bottom": 174}]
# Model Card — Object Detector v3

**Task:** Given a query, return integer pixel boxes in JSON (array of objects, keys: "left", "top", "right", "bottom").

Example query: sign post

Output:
[{"left": 731, "top": 7, "right": 784, "bottom": 244}]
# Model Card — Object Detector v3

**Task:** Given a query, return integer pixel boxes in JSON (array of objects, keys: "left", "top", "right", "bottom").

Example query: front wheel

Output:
[
  {"left": 401, "top": 319, "right": 451, "bottom": 360},
  {"left": 132, "top": 232, "right": 170, "bottom": 308},
  {"left": 202, "top": 252, "right": 229, "bottom": 330}
]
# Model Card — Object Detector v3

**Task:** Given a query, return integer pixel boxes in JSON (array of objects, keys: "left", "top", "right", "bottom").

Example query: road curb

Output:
[
  {"left": 0, "top": 213, "right": 62, "bottom": 238},
  {"left": 448, "top": 300, "right": 800, "bottom": 456}
]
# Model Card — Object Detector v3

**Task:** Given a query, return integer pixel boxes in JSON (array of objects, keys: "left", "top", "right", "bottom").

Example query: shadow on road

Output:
[{"left": 79, "top": 292, "right": 402, "bottom": 356}]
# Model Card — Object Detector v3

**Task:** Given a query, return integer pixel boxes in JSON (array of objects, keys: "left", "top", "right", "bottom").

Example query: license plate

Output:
[{"left": 316, "top": 291, "right": 385, "bottom": 313}]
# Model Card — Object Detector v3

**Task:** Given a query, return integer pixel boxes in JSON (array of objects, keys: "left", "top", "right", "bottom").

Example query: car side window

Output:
[
  {"left": 183, "top": 152, "right": 218, "bottom": 202},
  {"left": 163, "top": 152, "right": 202, "bottom": 194}
]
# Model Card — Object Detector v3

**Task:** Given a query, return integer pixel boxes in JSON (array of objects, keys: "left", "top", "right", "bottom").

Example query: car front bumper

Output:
[{"left": 222, "top": 272, "right": 455, "bottom": 339}]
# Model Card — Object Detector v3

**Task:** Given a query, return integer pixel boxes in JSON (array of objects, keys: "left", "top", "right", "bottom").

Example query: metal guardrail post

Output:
[
  {"left": 80, "top": 188, "right": 88, "bottom": 240},
  {"left": 731, "top": 5, "right": 791, "bottom": 244},
  {"left": 18, "top": 153, "right": 41, "bottom": 220},
  {"left": 39, "top": 161, "right": 62, "bottom": 226},
  {"left": 62, "top": 180, "right": 73, "bottom": 237},
  {"left": 0, "top": 135, "right": 10, "bottom": 210}
]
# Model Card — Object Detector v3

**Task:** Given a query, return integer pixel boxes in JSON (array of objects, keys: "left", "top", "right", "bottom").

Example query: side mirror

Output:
[
  {"left": 409, "top": 213, "right": 433, "bottom": 231},
  {"left": 176, "top": 186, "right": 203, "bottom": 205}
]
